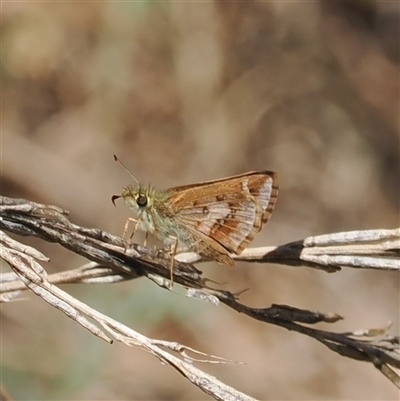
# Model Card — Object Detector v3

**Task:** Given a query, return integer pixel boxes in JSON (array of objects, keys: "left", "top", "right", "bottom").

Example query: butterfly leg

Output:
[
  {"left": 168, "top": 236, "right": 178, "bottom": 287},
  {"left": 122, "top": 217, "right": 141, "bottom": 250}
]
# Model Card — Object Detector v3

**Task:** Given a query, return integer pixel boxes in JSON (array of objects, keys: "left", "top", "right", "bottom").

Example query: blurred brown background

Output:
[{"left": 1, "top": 1, "right": 399, "bottom": 400}]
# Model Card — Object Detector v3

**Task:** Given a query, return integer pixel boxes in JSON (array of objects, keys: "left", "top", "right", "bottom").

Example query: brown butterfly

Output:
[{"left": 112, "top": 155, "right": 278, "bottom": 279}]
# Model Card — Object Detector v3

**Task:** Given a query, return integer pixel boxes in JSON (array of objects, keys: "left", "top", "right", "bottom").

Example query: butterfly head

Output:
[
  {"left": 112, "top": 154, "right": 153, "bottom": 213},
  {"left": 112, "top": 184, "right": 154, "bottom": 214},
  {"left": 112, "top": 184, "right": 164, "bottom": 235}
]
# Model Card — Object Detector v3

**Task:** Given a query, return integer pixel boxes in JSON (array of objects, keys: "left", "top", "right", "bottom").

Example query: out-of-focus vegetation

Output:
[{"left": 2, "top": 2, "right": 398, "bottom": 400}]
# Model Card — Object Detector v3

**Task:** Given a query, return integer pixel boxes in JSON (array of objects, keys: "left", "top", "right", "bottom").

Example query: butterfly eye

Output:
[{"left": 136, "top": 195, "right": 148, "bottom": 207}]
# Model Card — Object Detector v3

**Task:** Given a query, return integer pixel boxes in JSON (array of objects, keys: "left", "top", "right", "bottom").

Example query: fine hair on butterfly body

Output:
[{"left": 112, "top": 155, "right": 278, "bottom": 279}]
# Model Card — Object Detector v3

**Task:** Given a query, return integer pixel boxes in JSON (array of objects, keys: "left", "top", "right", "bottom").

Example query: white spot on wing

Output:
[
  {"left": 197, "top": 202, "right": 230, "bottom": 233},
  {"left": 258, "top": 177, "right": 273, "bottom": 211},
  {"left": 241, "top": 178, "right": 249, "bottom": 193}
]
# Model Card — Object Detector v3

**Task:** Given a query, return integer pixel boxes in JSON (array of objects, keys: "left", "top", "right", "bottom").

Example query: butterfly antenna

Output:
[{"left": 113, "top": 154, "right": 140, "bottom": 185}]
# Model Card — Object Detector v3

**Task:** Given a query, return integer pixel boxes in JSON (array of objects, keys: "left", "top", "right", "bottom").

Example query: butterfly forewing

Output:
[{"left": 162, "top": 171, "right": 278, "bottom": 256}]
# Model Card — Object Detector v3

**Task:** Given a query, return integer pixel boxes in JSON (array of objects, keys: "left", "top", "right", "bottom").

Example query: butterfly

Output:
[{"left": 112, "top": 155, "right": 278, "bottom": 280}]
